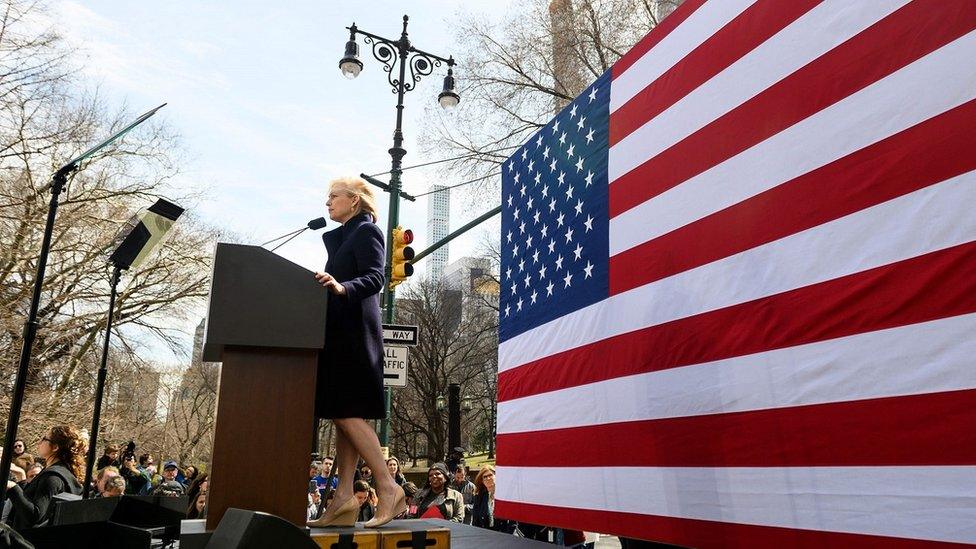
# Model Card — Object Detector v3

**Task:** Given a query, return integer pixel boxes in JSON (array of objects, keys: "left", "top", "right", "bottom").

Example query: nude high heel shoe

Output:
[
  {"left": 307, "top": 495, "right": 359, "bottom": 528},
  {"left": 363, "top": 486, "right": 406, "bottom": 528}
]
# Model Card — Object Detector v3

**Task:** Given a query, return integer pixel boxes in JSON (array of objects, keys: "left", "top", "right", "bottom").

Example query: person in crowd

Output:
[
  {"left": 103, "top": 476, "right": 125, "bottom": 497},
  {"left": 4, "top": 425, "right": 85, "bottom": 530},
  {"left": 354, "top": 480, "right": 374, "bottom": 523},
  {"left": 307, "top": 177, "right": 406, "bottom": 528},
  {"left": 409, "top": 462, "right": 464, "bottom": 522},
  {"left": 307, "top": 489, "right": 323, "bottom": 521},
  {"left": 24, "top": 463, "right": 43, "bottom": 484},
  {"left": 321, "top": 456, "right": 338, "bottom": 490},
  {"left": 95, "top": 444, "right": 120, "bottom": 471},
  {"left": 402, "top": 482, "right": 419, "bottom": 517},
  {"left": 386, "top": 456, "right": 406, "bottom": 486},
  {"left": 309, "top": 461, "right": 331, "bottom": 497},
  {"left": 358, "top": 464, "right": 373, "bottom": 486},
  {"left": 186, "top": 473, "right": 209, "bottom": 507},
  {"left": 445, "top": 447, "right": 465, "bottom": 475},
  {"left": 183, "top": 465, "right": 198, "bottom": 483},
  {"left": 159, "top": 460, "right": 186, "bottom": 489},
  {"left": 11, "top": 440, "right": 34, "bottom": 474},
  {"left": 187, "top": 490, "right": 208, "bottom": 520},
  {"left": 470, "top": 465, "right": 516, "bottom": 533},
  {"left": 322, "top": 490, "right": 335, "bottom": 515},
  {"left": 133, "top": 453, "right": 156, "bottom": 494},
  {"left": 138, "top": 453, "right": 156, "bottom": 477},
  {"left": 152, "top": 480, "right": 185, "bottom": 497},
  {"left": 152, "top": 461, "right": 186, "bottom": 496},
  {"left": 119, "top": 452, "right": 150, "bottom": 495},
  {"left": 450, "top": 464, "right": 476, "bottom": 524},
  {"left": 94, "top": 466, "right": 120, "bottom": 497}
]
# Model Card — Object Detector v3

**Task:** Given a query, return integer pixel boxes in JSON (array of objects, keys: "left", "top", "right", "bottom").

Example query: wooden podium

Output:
[{"left": 202, "top": 243, "right": 328, "bottom": 530}]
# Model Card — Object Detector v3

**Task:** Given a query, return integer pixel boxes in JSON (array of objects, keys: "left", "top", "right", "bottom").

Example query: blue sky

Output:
[
  {"left": 54, "top": 0, "right": 509, "bottom": 273},
  {"left": 51, "top": 0, "right": 512, "bottom": 362}
]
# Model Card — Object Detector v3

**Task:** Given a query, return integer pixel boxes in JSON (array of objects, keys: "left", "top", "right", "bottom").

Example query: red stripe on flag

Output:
[
  {"left": 610, "top": 0, "right": 820, "bottom": 146},
  {"left": 608, "top": 0, "right": 976, "bottom": 217},
  {"left": 496, "top": 389, "right": 976, "bottom": 467},
  {"left": 493, "top": 501, "right": 973, "bottom": 549},
  {"left": 498, "top": 241, "right": 976, "bottom": 402},
  {"left": 611, "top": 0, "right": 708, "bottom": 79},
  {"left": 609, "top": 98, "right": 976, "bottom": 294}
]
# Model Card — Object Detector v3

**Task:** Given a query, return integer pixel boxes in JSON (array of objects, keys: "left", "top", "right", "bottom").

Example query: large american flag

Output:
[{"left": 495, "top": 1, "right": 976, "bottom": 546}]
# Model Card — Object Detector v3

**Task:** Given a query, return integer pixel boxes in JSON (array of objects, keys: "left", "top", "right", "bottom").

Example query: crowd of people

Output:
[
  {"left": 2, "top": 425, "right": 209, "bottom": 533},
  {"left": 305, "top": 456, "right": 519, "bottom": 536},
  {"left": 4, "top": 426, "right": 606, "bottom": 547}
]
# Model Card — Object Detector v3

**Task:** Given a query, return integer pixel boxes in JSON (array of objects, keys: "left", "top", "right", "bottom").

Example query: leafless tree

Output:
[
  {"left": 0, "top": 0, "right": 219, "bottom": 463},
  {"left": 422, "top": 0, "right": 682, "bottom": 205},
  {"left": 388, "top": 277, "right": 498, "bottom": 464}
]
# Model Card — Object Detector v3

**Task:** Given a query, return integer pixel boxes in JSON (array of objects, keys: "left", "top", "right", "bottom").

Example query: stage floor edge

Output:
[{"left": 180, "top": 517, "right": 554, "bottom": 548}]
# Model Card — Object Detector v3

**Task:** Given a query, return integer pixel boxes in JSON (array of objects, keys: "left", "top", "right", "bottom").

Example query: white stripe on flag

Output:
[
  {"left": 607, "top": 0, "right": 910, "bottom": 183},
  {"left": 497, "top": 313, "right": 976, "bottom": 433},
  {"left": 610, "top": 28, "right": 976, "bottom": 255},
  {"left": 609, "top": 0, "right": 757, "bottom": 112},
  {"left": 496, "top": 466, "right": 976, "bottom": 544},
  {"left": 500, "top": 168, "right": 976, "bottom": 372}
]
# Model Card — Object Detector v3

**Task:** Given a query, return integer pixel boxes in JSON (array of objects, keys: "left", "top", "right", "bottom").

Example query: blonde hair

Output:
[{"left": 330, "top": 176, "right": 379, "bottom": 223}]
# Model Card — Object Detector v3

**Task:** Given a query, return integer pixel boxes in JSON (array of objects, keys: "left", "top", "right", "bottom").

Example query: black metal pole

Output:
[
  {"left": 378, "top": 15, "right": 411, "bottom": 448},
  {"left": 345, "top": 15, "right": 455, "bottom": 447},
  {"left": 448, "top": 383, "right": 461, "bottom": 453},
  {"left": 411, "top": 206, "right": 501, "bottom": 264},
  {"left": 0, "top": 168, "right": 73, "bottom": 509},
  {"left": 81, "top": 266, "right": 122, "bottom": 498}
]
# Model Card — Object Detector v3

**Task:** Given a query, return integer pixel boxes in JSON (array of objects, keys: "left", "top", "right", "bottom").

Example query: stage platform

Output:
[{"left": 180, "top": 517, "right": 553, "bottom": 548}]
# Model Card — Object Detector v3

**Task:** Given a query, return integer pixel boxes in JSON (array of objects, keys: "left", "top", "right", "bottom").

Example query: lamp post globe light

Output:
[
  {"left": 339, "top": 29, "right": 363, "bottom": 79},
  {"left": 339, "top": 15, "right": 458, "bottom": 446}
]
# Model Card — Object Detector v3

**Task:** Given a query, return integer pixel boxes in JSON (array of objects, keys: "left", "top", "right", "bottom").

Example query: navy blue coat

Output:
[{"left": 316, "top": 212, "right": 386, "bottom": 419}]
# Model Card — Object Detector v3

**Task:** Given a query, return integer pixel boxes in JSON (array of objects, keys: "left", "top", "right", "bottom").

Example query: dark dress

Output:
[{"left": 315, "top": 212, "right": 386, "bottom": 419}]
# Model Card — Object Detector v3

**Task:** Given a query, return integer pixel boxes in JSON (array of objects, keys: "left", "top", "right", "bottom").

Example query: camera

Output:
[{"left": 121, "top": 440, "right": 136, "bottom": 462}]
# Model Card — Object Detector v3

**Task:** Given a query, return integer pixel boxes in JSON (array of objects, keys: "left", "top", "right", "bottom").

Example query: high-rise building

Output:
[
  {"left": 426, "top": 185, "right": 450, "bottom": 281},
  {"left": 549, "top": 0, "right": 586, "bottom": 114}
]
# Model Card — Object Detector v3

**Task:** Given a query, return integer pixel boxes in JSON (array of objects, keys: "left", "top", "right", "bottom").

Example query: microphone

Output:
[{"left": 261, "top": 217, "right": 328, "bottom": 252}]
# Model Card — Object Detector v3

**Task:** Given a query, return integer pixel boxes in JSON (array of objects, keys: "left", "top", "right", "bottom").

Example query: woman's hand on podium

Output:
[{"left": 315, "top": 271, "right": 346, "bottom": 295}]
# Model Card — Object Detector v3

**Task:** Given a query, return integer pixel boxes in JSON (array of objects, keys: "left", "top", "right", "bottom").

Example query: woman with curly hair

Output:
[{"left": 4, "top": 425, "right": 85, "bottom": 530}]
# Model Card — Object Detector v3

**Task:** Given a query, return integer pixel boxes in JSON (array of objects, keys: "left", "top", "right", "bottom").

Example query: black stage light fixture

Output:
[
  {"left": 82, "top": 197, "right": 184, "bottom": 498},
  {"left": 109, "top": 198, "right": 185, "bottom": 270}
]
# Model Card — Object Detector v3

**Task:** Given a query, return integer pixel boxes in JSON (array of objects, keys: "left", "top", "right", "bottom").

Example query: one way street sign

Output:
[{"left": 382, "top": 324, "right": 419, "bottom": 346}]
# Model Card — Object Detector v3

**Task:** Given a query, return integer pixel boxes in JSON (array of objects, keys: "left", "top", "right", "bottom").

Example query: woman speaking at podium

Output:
[{"left": 309, "top": 176, "right": 406, "bottom": 528}]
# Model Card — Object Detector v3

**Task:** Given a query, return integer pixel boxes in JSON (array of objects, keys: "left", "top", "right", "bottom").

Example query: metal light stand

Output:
[
  {"left": 0, "top": 104, "right": 165, "bottom": 509},
  {"left": 82, "top": 265, "right": 122, "bottom": 498}
]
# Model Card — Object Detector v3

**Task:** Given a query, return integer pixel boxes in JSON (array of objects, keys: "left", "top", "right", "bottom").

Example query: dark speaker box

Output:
[
  {"left": 19, "top": 521, "right": 152, "bottom": 549},
  {"left": 205, "top": 508, "right": 318, "bottom": 549}
]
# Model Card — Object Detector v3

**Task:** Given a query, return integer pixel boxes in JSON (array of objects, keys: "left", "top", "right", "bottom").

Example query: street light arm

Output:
[
  {"left": 360, "top": 173, "right": 416, "bottom": 202},
  {"left": 407, "top": 46, "right": 454, "bottom": 66},
  {"left": 346, "top": 26, "right": 399, "bottom": 48},
  {"left": 346, "top": 22, "right": 453, "bottom": 95}
]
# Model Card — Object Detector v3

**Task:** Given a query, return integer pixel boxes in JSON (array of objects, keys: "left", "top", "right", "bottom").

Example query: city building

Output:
[{"left": 426, "top": 184, "right": 451, "bottom": 282}]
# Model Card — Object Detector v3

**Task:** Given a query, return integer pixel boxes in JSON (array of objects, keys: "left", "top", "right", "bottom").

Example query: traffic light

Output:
[{"left": 390, "top": 226, "right": 415, "bottom": 289}]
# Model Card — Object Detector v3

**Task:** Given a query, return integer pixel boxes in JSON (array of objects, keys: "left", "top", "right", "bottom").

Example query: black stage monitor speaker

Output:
[
  {"left": 205, "top": 508, "right": 318, "bottom": 549},
  {"left": 51, "top": 494, "right": 119, "bottom": 525},
  {"left": 19, "top": 521, "right": 152, "bottom": 549}
]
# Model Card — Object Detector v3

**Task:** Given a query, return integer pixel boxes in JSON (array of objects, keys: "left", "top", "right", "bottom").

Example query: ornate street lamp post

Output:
[{"left": 339, "top": 15, "right": 458, "bottom": 446}]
